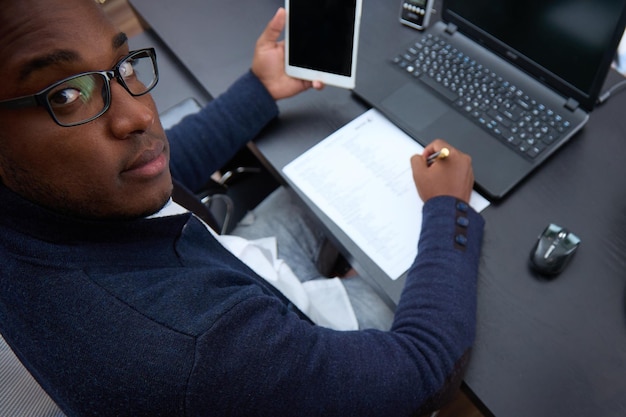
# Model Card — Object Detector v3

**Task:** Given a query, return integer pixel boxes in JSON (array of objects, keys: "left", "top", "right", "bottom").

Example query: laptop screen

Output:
[{"left": 443, "top": 0, "right": 626, "bottom": 111}]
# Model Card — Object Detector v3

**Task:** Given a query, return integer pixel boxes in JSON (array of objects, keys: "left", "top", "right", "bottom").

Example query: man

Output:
[{"left": 0, "top": 0, "right": 484, "bottom": 416}]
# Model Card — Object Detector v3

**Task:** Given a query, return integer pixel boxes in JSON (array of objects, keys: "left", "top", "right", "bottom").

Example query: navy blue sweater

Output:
[{"left": 0, "top": 72, "right": 485, "bottom": 417}]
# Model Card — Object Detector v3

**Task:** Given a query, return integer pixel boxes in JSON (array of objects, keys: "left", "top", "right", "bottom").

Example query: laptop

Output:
[{"left": 354, "top": 0, "right": 626, "bottom": 200}]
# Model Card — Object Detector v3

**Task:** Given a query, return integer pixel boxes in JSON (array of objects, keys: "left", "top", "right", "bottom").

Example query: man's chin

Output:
[
  {"left": 142, "top": 194, "right": 175, "bottom": 218},
  {"left": 105, "top": 177, "right": 174, "bottom": 220},
  {"left": 136, "top": 181, "right": 174, "bottom": 218}
]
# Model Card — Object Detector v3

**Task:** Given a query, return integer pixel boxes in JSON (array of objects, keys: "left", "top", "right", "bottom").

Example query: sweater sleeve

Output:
[
  {"left": 391, "top": 195, "right": 485, "bottom": 412},
  {"left": 186, "top": 196, "right": 485, "bottom": 417},
  {"left": 166, "top": 71, "right": 279, "bottom": 192}
]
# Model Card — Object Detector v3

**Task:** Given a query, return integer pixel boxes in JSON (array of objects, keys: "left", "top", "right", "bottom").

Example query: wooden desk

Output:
[{"left": 129, "top": 1, "right": 626, "bottom": 416}]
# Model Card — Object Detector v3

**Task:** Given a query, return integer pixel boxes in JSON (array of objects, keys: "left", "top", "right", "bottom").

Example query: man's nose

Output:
[{"left": 106, "top": 80, "right": 155, "bottom": 138}]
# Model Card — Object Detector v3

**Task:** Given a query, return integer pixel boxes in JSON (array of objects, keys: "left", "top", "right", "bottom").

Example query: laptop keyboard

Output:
[{"left": 392, "top": 34, "right": 572, "bottom": 159}]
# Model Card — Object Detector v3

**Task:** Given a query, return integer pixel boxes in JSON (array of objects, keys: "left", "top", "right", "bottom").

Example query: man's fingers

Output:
[{"left": 259, "top": 8, "right": 285, "bottom": 45}]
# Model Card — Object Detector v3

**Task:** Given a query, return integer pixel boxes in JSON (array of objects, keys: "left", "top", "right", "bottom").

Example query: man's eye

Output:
[
  {"left": 48, "top": 75, "right": 97, "bottom": 107},
  {"left": 119, "top": 61, "right": 135, "bottom": 79},
  {"left": 49, "top": 88, "right": 82, "bottom": 106}
]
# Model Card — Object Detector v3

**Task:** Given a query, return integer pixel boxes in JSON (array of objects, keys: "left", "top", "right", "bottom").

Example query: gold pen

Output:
[{"left": 426, "top": 147, "right": 450, "bottom": 166}]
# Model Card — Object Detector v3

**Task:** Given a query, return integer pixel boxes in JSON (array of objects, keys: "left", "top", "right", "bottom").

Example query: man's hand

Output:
[
  {"left": 251, "top": 8, "right": 323, "bottom": 100},
  {"left": 410, "top": 139, "right": 474, "bottom": 203}
]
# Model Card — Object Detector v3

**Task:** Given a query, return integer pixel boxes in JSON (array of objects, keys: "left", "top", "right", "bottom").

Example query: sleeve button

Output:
[
  {"left": 455, "top": 234, "right": 468, "bottom": 246},
  {"left": 456, "top": 201, "right": 469, "bottom": 212},
  {"left": 456, "top": 216, "right": 469, "bottom": 227}
]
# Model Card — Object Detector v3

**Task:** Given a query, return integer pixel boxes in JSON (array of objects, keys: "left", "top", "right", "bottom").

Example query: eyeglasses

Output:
[{"left": 0, "top": 48, "right": 159, "bottom": 127}]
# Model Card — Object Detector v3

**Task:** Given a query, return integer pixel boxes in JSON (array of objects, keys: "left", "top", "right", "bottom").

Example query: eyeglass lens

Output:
[
  {"left": 48, "top": 74, "right": 107, "bottom": 126},
  {"left": 122, "top": 50, "right": 158, "bottom": 95},
  {"left": 46, "top": 50, "right": 157, "bottom": 126}
]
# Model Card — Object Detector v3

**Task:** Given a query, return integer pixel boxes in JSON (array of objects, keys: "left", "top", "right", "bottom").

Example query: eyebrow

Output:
[
  {"left": 112, "top": 32, "right": 128, "bottom": 50},
  {"left": 18, "top": 49, "right": 79, "bottom": 81},
  {"left": 17, "top": 32, "right": 129, "bottom": 82}
]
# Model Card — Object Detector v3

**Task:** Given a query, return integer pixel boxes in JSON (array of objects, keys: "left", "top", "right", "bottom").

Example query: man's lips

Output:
[{"left": 122, "top": 141, "right": 168, "bottom": 178}]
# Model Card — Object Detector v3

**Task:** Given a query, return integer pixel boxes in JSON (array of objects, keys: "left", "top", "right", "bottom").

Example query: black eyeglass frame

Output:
[{"left": 0, "top": 48, "right": 159, "bottom": 127}]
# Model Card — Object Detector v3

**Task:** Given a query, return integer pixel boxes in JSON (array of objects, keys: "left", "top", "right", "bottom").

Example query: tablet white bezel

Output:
[{"left": 284, "top": 0, "right": 363, "bottom": 90}]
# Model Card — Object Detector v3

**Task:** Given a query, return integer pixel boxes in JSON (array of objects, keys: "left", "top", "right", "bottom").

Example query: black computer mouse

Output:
[{"left": 529, "top": 223, "right": 581, "bottom": 276}]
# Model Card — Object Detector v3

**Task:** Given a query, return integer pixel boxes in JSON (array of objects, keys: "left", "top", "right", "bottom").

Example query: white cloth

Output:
[{"left": 153, "top": 199, "right": 358, "bottom": 331}]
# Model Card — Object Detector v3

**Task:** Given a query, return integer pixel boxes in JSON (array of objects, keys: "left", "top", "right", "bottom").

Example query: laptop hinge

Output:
[
  {"left": 564, "top": 97, "right": 579, "bottom": 112},
  {"left": 445, "top": 23, "right": 458, "bottom": 35}
]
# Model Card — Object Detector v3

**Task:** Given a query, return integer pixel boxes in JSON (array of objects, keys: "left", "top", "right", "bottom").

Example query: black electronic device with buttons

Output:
[
  {"left": 530, "top": 223, "right": 581, "bottom": 276},
  {"left": 399, "top": 0, "right": 433, "bottom": 30}
]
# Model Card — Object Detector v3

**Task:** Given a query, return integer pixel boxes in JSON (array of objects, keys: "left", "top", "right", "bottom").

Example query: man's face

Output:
[{"left": 0, "top": 0, "right": 172, "bottom": 219}]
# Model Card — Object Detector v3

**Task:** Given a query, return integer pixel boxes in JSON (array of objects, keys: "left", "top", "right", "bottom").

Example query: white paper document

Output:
[{"left": 283, "top": 109, "right": 490, "bottom": 280}]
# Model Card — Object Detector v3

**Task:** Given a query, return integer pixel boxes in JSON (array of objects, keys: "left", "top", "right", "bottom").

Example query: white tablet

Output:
[{"left": 285, "top": 0, "right": 363, "bottom": 89}]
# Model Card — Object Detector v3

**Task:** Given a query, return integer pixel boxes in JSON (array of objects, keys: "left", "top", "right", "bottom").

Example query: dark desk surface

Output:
[{"left": 130, "top": 0, "right": 626, "bottom": 416}]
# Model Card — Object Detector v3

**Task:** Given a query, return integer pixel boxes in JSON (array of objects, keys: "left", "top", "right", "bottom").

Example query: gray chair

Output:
[{"left": 0, "top": 333, "right": 66, "bottom": 417}]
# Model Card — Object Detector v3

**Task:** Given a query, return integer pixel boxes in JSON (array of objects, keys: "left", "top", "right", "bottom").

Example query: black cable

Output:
[{"left": 597, "top": 77, "right": 626, "bottom": 106}]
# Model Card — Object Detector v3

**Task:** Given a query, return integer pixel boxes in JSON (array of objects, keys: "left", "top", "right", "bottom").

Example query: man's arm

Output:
[
  {"left": 166, "top": 71, "right": 278, "bottom": 192},
  {"left": 392, "top": 195, "right": 484, "bottom": 413},
  {"left": 184, "top": 195, "right": 484, "bottom": 416},
  {"left": 183, "top": 141, "right": 484, "bottom": 416},
  {"left": 166, "top": 7, "right": 322, "bottom": 193}
]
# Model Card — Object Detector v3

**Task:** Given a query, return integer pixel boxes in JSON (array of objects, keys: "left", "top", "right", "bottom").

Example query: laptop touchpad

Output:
[{"left": 381, "top": 83, "right": 449, "bottom": 131}]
